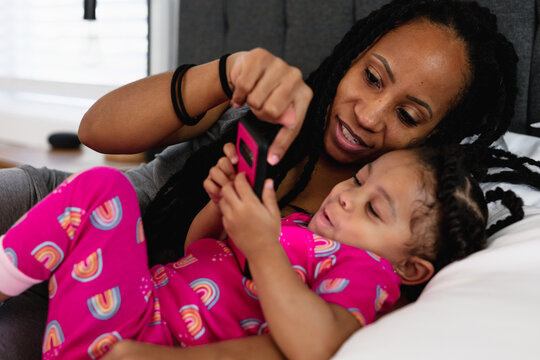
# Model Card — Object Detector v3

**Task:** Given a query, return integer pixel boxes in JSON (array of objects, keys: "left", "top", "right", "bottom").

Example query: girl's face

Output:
[
  {"left": 324, "top": 20, "right": 469, "bottom": 164},
  {"left": 308, "top": 150, "right": 433, "bottom": 267}
]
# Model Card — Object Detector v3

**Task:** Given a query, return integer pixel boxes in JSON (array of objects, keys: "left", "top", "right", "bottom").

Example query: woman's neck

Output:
[{"left": 278, "top": 153, "right": 359, "bottom": 216}]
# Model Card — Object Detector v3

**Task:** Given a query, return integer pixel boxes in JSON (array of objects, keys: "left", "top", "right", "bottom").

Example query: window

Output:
[{"left": 0, "top": 0, "right": 150, "bottom": 147}]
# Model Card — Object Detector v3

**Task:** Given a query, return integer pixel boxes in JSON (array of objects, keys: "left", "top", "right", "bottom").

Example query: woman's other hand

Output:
[{"left": 228, "top": 49, "right": 313, "bottom": 165}]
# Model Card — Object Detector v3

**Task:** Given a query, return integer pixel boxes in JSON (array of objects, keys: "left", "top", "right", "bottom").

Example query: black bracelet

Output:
[
  {"left": 219, "top": 53, "right": 233, "bottom": 99},
  {"left": 170, "top": 64, "right": 206, "bottom": 126}
]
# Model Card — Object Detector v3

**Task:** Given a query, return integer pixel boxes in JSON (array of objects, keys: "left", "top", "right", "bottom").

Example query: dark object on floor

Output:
[{"left": 48, "top": 132, "right": 82, "bottom": 149}]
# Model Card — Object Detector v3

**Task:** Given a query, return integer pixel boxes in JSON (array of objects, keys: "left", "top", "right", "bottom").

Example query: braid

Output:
[{"left": 484, "top": 187, "right": 524, "bottom": 237}]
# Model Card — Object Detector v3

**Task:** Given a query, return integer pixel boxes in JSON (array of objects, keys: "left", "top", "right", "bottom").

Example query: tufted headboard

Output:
[{"left": 177, "top": 0, "right": 540, "bottom": 136}]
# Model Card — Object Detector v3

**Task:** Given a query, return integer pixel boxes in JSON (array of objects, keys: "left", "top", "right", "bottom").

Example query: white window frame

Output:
[{"left": 0, "top": 0, "right": 179, "bottom": 149}]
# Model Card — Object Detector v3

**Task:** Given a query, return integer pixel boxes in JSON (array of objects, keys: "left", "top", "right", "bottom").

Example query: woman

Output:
[{"left": 0, "top": 0, "right": 522, "bottom": 359}]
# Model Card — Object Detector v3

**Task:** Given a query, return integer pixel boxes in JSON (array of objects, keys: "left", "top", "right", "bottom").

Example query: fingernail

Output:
[
  {"left": 232, "top": 101, "right": 241, "bottom": 109},
  {"left": 268, "top": 154, "right": 280, "bottom": 166}
]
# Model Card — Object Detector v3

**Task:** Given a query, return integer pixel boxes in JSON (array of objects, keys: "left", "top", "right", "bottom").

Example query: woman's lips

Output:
[{"left": 337, "top": 118, "right": 373, "bottom": 150}]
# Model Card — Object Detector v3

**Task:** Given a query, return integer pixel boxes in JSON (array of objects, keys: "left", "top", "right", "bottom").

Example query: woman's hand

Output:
[
  {"left": 227, "top": 49, "right": 313, "bottom": 165},
  {"left": 218, "top": 173, "right": 281, "bottom": 258},
  {"left": 203, "top": 143, "right": 238, "bottom": 203}
]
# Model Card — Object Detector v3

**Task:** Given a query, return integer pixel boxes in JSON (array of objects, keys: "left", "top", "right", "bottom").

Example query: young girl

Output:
[{"left": 0, "top": 144, "right": 519, "bottom": 360}]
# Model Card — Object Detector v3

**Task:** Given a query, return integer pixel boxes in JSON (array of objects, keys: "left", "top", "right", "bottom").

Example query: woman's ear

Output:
[{"left": 395, "top": 256, "right": 435, "bottom": 285}]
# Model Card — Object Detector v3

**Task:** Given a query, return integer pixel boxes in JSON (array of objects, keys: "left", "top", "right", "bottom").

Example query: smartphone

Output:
[
  {"left": 235, "top": 112, "right": 280, "bottom": 278},
  {"left": 236, "top": 111, "right": 281, "bottom": 198}
]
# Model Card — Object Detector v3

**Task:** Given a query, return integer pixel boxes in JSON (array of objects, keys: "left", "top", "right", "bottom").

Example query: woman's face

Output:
[{"left": 324, "top": 20, "right": 470, "bottom": 164}]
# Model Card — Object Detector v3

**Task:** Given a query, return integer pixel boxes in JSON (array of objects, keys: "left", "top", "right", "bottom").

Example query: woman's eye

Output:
[
  {"left": 397, "top": 108, "right": 418, "bottom": 127},
  {"left": 353, "top": 175, "right": 362, "bottom": 186},
  {"left": 364, "top": 68, "right": 381, "bottom": 88}
]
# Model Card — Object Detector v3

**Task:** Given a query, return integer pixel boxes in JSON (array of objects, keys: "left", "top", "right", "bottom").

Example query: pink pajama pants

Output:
[{"left": 0, "top": 167, "right": 172, "bottom": 359}]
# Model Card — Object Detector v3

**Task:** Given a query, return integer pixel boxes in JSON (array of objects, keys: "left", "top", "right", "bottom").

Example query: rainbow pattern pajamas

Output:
[
  {"left": 0, "top": 167, "right": 172, "bottom": 359},
  {"left": 0, "top": 167, "right": 403, "bottom": 359}
]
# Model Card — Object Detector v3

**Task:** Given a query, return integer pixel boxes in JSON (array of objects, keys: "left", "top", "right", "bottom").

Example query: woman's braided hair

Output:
[
  {"left": 142, "top": 0, "right": 519, "bottom": 265},
  {"left": 276, "top": 0, "right": 518, "bottom": 206},
  {"left": 402, "top": 144, "right": 526, "bottom": 300}
]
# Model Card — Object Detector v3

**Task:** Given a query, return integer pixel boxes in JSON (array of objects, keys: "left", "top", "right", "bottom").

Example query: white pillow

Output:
[{"left": 334, "top": 132, "right": 540, "bottom": 360}]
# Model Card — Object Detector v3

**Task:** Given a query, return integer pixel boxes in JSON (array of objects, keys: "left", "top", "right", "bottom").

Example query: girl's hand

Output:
[
  {"left": 227, "top": 49, "right": 313, "bottom": 165},
  {"left": 203, "top": 143, "right": 238, "bottom": 203},
  {"left": 218, "top": 173, "right": 281, "bottom": 258}
]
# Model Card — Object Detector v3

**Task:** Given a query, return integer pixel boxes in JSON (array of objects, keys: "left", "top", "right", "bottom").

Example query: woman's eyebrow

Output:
[
  {"left": 406, "top": 95, "right": 433, "bottom": 119},
  {"left": 373, "top": 53, "right": 395, "bottom": 83}
]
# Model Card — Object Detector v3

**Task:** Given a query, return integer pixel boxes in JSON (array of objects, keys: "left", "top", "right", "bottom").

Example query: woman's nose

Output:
[{"left": 353, "top": 99, "right": 387, "bottom": 133}]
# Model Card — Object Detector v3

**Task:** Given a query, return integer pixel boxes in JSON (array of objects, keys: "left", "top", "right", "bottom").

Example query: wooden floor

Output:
[{"left": 0, "top": 142, "right": 144, "bottom": 173}]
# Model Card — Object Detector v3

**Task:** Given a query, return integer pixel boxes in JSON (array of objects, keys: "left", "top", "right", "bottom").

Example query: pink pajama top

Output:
[{"left": 154, "top": 212, "right": 402, "bottom": 347}]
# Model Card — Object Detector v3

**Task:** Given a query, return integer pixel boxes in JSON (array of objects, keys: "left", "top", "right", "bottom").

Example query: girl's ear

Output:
[{"left": 395, "top": 256, "right": 435, "bottom": 285}]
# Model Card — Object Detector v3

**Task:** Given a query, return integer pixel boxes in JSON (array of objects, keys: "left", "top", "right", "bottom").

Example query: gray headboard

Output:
[{"left": 177, "top": 0, "right": 540, "bottom": 136}]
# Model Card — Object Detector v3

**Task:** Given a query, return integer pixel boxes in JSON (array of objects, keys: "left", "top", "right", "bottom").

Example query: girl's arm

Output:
[
  {"left": 184, "top": 201, "right": 224, "bottom": 250},
  {"left": 185, "top": 143, "right": 239, "bottom": 250},
  {"left": 103, "top": 334, "right": 285, "bottom": 360},
  {"left": 79, "top": 49, "right": 312, "bottom": 163},
  {"left": 219, "top": 175, "right": 361, "bottom": 360}
]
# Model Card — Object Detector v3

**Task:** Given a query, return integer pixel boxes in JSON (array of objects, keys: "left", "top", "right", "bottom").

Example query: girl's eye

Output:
[
  {"left": 353, "top": 175, "right": 362, "bottom": 186},
  {"left": 364, "top": 68, "right": 381, "bottom": 88},
  {"left": 368, "top": 202, "right": 380, "bottom": 218},
  {"left": 397, "top": 108, "right": 418, "bottom": 127}
]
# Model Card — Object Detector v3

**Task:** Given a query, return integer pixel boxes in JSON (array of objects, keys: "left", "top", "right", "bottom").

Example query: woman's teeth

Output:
[{"left": 341, "top": 124, "right": 360, "bottom": 145}]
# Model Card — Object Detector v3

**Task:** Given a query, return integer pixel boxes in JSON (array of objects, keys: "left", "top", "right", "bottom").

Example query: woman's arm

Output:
[
  {"left": 79, "top": 49, "right": 312, "bottom": 163},
  {"left": 219, "top": 176, "right": 360, "bottom": 360},
  {"left": 78, "top": 59, "right": 230, "bottom": 154}
]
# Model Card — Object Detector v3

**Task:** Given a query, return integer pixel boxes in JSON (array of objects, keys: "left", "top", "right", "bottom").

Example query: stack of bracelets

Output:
[{"left": 170, "top": 54, "right": 234, "bottom": 126}]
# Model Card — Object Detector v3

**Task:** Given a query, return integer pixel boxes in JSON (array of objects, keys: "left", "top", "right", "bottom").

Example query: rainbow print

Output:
[
  {"left": 374, "top": 285, "right": 388, "bottom": 312},
  {"left": 149, "top": 298, "right": 162, "bottom": 326},
  {"left": 217, "top": 240, "right": 232, "bottom": 255},
  {"left": 179, "top": 304, "right": 205, "bottom": 340},
  {"left": 190, "top": 278, "right": 220, "bottom": 310},
  {"left": 87, "top": 331, "right": 122, "bottom": 359},
  {"left": 292, "top": 265, "right": 307, "bottom": 284},
  {"left": 31, "top": 241, "right": 64, "bottom": 271},
  {"left": 57, "top": 207, "right": 83, "bottom": 239},
  {"left": 173, "top": 254, "right": 198, "bottom": 269},
  {"left": 152, "top": 266, "right": 169, "bottom": 288},
  {"left": 4, "top": 247, "right": 17, "bottom": 267},
  {"left": 87, "top": 286, "right": 122, "bottom": 320},
  {"left": 242, "top": 277, "right": 258, "bottom": 299},
  {"left": 11, "top": 213, "right": 27, "bottom": 228},
  {"left": 72, "top": 248, "right": 103, "bottom": 282},
  {"left": 315, "top": 278, "right": 350, "bottom": 294},
  {"left": 136, "top": 217, "right": 145, "bottom": 244},
  {"left": 90, "top": 196, "right": 123, "bottom": 230},
  {"left": 48, "top": 275, "right": 57, "bottom": 299},
  {"left": 365, "top": 250, "right": 382, "bottom": 262},
  {"left": 314, "top": 255, "right": 337, "bottom": 279},
  {"left": 42, "top": 320, "right": 64, "bottom": 353},
  {"left": 313, "top": 235, "right": 341, "bottom": 257},
  {"left": 240, "top": 318, "right": 264, "bottom": 334},
  {"left": 258, "top": 322, "right": 269, "bottom": 335},
  {"left": 348, "top": 308, "right": 366, "bottom": 327}
]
